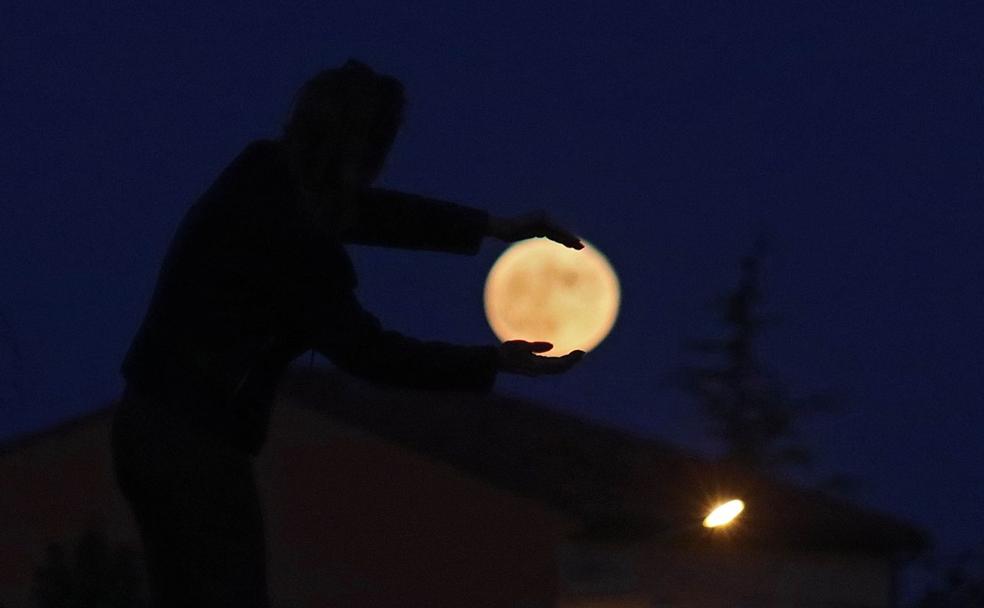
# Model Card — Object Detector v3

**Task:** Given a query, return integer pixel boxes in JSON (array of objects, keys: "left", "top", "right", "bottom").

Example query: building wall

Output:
[
  {"left": 257, "top": 402, "right": 576, "bottom": 608},
  {"left": 638, "top": 545, "right": 894, "bottom": 608},
  {"left": 0, "top": 401, "right": 574, "bottom": 608},
  {"left": 0, "top": 411, "right": 135, "bottom": 608},
  {"left": 555, "top": 541, "right": 895, "bottom": 608},
  {"left": 0, "top": 399, "right": 898, "bottom": 608}
]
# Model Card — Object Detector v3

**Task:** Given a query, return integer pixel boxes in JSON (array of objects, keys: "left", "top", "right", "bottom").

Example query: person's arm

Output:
[
  {"left": 344, "top": 188, "right": 585, "bottom": 253},
  {"left": 343, "top": 188, "right": 490, "bottom": 254},
  {"left": 315, "top": 289, "right": 501, "bottom": 391},
  {"left": 311, "top": 291, "right": 585, "bottom": 391}
]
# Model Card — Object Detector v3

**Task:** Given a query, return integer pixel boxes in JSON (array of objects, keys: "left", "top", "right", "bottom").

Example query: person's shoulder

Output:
[
  {"left": 244, "top": 137, "right": 283, "bottom": 155},
  {"left": 194, "top": 139, "right": 291, "bottom": 221},
  {"left": 237, "top": 138, "right": 285, "bottom": 167},
  {"left": 221, "top": 138, "right": 291, "bottom": 192},
  {"left": 204, "top": 139, "right": 282, "bottom": 186}
]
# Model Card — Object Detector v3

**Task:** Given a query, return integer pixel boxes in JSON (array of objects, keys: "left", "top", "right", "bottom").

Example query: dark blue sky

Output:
[{"left": 2, "top": 0, "right": 982, "bottom": 587}]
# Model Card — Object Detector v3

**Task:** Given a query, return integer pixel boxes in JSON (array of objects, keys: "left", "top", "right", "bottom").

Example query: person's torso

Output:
[{"left": 121, "top": 139, "right": 355, "bottom": 454}]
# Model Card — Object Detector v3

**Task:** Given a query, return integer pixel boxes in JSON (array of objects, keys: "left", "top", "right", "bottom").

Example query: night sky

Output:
[{"left": 2, "top": 0, "right": 982, "bottom": 593}]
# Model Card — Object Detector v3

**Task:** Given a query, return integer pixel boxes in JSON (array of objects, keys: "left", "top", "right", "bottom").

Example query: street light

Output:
[{"left": 702, "top": 499, "right": 745, "bottom": 528}]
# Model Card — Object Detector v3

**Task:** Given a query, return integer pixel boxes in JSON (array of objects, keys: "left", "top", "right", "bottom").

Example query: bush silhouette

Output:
[{"left": 32, "top": 522, "right": 145, "bottom": 608}]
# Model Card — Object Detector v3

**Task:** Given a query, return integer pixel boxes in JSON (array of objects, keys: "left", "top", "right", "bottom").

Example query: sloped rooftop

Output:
[
  {"left": 0, "top": 363, "right": 929, "bottom": 556},
  {"left": 283, "top": 365, "right": 929, "bottom": 556}
]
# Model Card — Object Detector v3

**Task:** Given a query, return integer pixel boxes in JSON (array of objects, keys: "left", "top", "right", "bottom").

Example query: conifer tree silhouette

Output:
[{"left": 669, "top": 236, "right": 850, "bottom": 488}]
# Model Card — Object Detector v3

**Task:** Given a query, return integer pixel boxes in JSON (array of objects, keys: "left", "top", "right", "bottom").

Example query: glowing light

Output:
[
  {"left": 484, "top": 238, "right": 620, "bottom": 355},
  {"left": 703, "top": 499, "right": 745, "bottom": 528}
]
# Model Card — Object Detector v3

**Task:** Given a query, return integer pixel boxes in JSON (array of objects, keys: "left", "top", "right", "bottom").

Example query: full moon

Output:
[{"left": 484, "top": 238, "right": 620, "bottom": 355}]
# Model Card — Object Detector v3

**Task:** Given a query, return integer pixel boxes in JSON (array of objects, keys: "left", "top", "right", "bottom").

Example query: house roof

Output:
[
  {"left": 283, "top": 364, "right": 930, "bottom": 557},
  {"left": 0, "top": 364, "right": 929, "bottom": 556}
]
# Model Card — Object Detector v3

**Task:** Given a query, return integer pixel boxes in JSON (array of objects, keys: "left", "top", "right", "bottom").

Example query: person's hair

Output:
[{"left": 282, "top": 59, "right": 405, "bottom": 192}]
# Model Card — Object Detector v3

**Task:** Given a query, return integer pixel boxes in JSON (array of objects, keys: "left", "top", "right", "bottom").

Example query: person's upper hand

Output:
[
  {"left": 487, "top": 211, "right": 584, "bottom": 250},
  {"left": 497, "top": 340, "right": 584, "bottom": 377}
]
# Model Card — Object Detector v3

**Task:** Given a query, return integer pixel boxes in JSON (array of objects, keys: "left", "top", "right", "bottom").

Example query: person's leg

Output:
[{"left": 111, "top": 391, "right": 270, "bottom": 607}]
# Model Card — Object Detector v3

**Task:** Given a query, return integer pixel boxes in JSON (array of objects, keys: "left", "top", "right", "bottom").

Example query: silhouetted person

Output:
[{"left": 111, "top": 59, "right": 585, "bottom": 607}]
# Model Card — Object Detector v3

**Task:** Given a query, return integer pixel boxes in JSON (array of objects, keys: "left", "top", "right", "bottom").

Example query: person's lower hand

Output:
[
  {"left": 488, "top": 211, "right": 584, "bottom": 250},
  {"left": 497, "top": 340, "right": 585, "bottom": 376}
]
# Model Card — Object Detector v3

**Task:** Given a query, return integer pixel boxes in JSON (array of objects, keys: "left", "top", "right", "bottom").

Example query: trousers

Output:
[{"left": 110, "top": 385, "right": 271, "bottom": 607}]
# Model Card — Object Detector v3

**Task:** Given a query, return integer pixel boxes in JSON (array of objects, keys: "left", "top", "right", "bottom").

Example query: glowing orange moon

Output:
[{"left": 484, "top": 238, "right": 620, "bottom": 355}]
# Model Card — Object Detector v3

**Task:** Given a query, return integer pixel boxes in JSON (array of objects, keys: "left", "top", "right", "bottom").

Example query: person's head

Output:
[{"left": 282, "top": 59, "right": 405, "bottom": 196}]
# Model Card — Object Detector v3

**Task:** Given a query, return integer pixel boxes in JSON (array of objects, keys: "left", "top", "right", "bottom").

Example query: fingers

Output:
[
  {"left": 501, "top": 342, "right": 585, "bottom": 376},
  {"left": 544, "top": 227, "right": 584, "bottom": 250},
  {"left": 515, "top": 211, "right": 584, "bottom": 250},
  {"left": 526, "top": 341, "right": 553, "bottom": 353},
  {"left": 538, "top": 216, "right": 584, "bottom": 250},
  {"left": 504, "top": 339, "right": 553, "bottom": 352},
  {"left": 528, "top": 349, "right": 585, "bottom": 375}
]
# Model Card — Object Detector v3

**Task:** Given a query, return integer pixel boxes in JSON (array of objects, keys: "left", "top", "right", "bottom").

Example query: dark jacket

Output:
[{"left": 121, "top": 139, "right": 500, "bottom": 455}]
